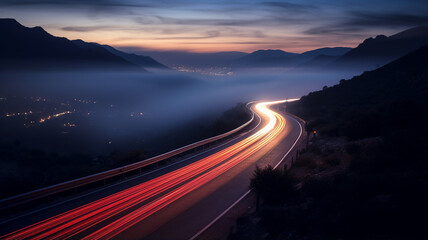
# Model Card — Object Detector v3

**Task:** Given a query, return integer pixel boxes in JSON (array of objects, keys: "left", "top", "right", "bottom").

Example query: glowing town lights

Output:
[
  {"left": 5, "top": 111, "right": 34, "bottom": 117},
  {"left": 63, "top": 122, "right": 76, "bottom": 127},
  {"left": 39, "top": 111, "right": 73, "bottom": 123}
]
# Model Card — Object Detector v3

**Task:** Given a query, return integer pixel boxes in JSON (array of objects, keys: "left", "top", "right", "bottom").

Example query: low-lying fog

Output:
[{"left": 0, "top": 69, "right": 355, "bottom": 156}]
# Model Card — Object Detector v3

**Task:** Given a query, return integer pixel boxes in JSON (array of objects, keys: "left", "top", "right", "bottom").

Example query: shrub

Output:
[{"left": 250, "top": 165, "right": 296, "bottom": 205}]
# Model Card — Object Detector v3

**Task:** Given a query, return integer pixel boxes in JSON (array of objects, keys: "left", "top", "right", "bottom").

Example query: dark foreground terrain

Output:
[{"left": 231, "top": 47, "right": 428, "bottom": 239}]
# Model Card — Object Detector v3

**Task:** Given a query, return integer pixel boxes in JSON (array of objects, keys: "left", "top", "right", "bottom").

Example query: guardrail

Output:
[
  {"left": 0, "top": 104, "right": 255, "bottom": 211},
  {"left": 285, "top": 112, "right": 306, "bottom": 125}
]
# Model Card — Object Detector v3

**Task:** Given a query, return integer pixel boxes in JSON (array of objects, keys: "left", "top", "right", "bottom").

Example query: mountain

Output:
[
  {"left": 289, "top": 45, "right": 428, "bottom": 138},
  {"left": 97, "top": 44, "right": 168, "bottom": 69},
  {"left": 234, "top": 49, "right": 298, "bottom": 67},
  {"left": 296, "top": 54, "right": 340, "bottom": 69},
  {"left": 328, "top": 26, "right": 428, "bottom": 71},
  {"left": 231, "top": 48, "right": 351, "bottom": 69},
  {"left": 0, "top": 18, "right": 143, "bottom": 70},
  {"left": 297, "top": 47, "right": 351, "bottom": 62},
  {"left": 230, "top": 27, "right": 428, "bottom": 71},
  {"left": 263, "top": 46, "right": 428, "bottom": 240},
  {"left": 292, "top": 47, "right": 351, "bottom": 69},
  {"left": 71, "top": 41, "right": 167, "bottom": 69}
]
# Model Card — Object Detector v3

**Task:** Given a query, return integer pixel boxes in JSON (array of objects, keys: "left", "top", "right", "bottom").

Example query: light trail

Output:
[{"left": 1, "top": 100, "right": 289, "bottom": 240}]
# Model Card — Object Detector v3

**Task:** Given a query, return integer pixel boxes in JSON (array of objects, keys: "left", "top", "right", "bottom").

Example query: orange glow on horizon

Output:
[{"left": 46, "top": 28, "right": 358, "bottom": 54}]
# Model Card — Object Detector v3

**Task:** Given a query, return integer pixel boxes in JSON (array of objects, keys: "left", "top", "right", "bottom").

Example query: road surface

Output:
[{"left": 0, "top": 100, "right": 303, "bottom": 240}]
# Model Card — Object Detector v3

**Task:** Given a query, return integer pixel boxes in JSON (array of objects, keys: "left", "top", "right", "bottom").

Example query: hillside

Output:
[
  {"left": 233, "top": 48, "right": 351, "bottom": 68},
  {"left": 289, "top": 46, "right": 428, "bottom": 139},
  {"left": 328, "top": 26, "right": 428, "bottom": 71},
  {"left": 0, "top": 19, "right": 138, "bottom": 70},
  {"left": 232, "top": 46, "right": 428, "bottom": 240},
  {"left": 295, "top": 47, "right": 350, "bottom": 62},
  {"left": 235, "top": 49, "right": 297, "bottom": 67},
  {"left": 231, "top": 27, "right": 427, "bottom": 71},
  {"left": 296, "top": 54, "right": 339, "bottom": 69},
  {"left": 98, "top": 44, "right": 168, "bottom": 69}
]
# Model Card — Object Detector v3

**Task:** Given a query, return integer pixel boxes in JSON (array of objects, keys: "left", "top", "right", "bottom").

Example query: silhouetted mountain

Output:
[
  {"left": 230, "top": 27, "right": 428, "bottom": 71},
  {"left": 251, "top": 47, "right": 428, "bottom": 240},
  {"left": 297, "top": 54, "right": 340, "bottom": 69},
  {"left": 297, "top": 47, "right": 351, "bottom": 62},
  {"left": 97, "top": 44, "right": 168, "bottom": 69},
  {"left": 328, "top": 26, "right": 428, "bottom": 71},
  {"left": 0, "top": 18, "right": 141, "bottom": 70},
  {"left": 232, "top": 48, "right": 351, "bottom": 69},
  {"left": 235, "top": 49, "right": 298, "bottom": 67},
  {"left": 121, "top": 47, "right": 350, "bottom": 69},
  {"left": 289, "top": 46, "right": 428, "bottom": 139}
]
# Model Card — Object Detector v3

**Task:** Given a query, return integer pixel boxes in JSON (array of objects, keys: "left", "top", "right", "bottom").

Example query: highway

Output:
[{"left": 0, "top": 100, "right": 303, "bottom": 240}]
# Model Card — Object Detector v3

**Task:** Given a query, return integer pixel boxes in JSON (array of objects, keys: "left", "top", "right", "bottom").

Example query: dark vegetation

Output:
[
  {"left": 0, "top": 103, "right": 251, "bottom": 199},
  {"left": 250, "top": 165, "right": 296, "bottom": 205},
  {"left": 232, "top": 47, "right": 428, "bottom": 239}
]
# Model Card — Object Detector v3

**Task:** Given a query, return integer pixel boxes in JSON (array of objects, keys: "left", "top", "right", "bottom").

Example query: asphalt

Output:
[
  {"left": 115, "top": 112, "right": 303, "bottom": 240},
  {"left": 0, "top": 104, "right": 303, "bottom": 240}
]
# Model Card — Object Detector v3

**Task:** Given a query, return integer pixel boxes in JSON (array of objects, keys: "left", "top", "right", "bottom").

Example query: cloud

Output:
[
  {"left": 0, "top": 0, "right": 150, "bottom": 8},
  {"left": 137, "top": 14, "right": 310, "bottom": 29},
  {"left": 61, "top": 25, "right": 113, "bottom": 32},
  {"left": 304, "top": 11, "right": 428, "bottom": 35},
  {"left": 153, "top": 16, "right": 262, "bottom": 27},
  {"left": 3, "top": 0, "right": 426, "bottom": 53},
  {"left": 148, "top": 28, "right": 268, "bottom": 41},
  {"left": 154, "top": 31, "right": 220, "bottom": 40},
  {"left": 304, "top": 26, "right": 365, "bottom": 36},
  {"left": 178, "top": 41, "right": 279, "bottom": 45},
  {"left": 346, "top": 11, "right": 428, "bottom": 27},
  {"left": 262, "top": 1, "right": 317, "bottom": 12}
]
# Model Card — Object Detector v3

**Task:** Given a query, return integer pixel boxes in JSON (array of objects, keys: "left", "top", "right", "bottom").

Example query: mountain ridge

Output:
[
  {"left": 234, "top": 49, "right": 297, "bottom": 67},
  {"left": 232, "top": 47, "right": 351, "bottom": 68},
  {"left": 328, "top": 26, "right": 428, "bottom": 71},
  {"left": 0, "top": 18, "right": 167, "bottom": 71},
  {"left": 288, "top": 45, "right": 428, "bottom": 140},
  {"left": 0, "top": 18, "right": 135, "bottom": 69},
  {"left": 99, "top": 44, "right": 168, "bottom": 69}
]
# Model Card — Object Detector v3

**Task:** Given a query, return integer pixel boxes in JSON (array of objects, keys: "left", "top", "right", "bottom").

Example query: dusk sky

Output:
[{"left": 1, "top": 0, "right": 427, "bottom": 53}]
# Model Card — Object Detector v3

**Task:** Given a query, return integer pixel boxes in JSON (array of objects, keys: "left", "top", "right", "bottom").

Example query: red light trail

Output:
[{"left": 1, "top": 100, "right": 288, "bottom": 240}]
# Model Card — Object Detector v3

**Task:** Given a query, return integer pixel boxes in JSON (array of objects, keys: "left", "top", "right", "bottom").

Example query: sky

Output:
[{"left": 0, "top": 0, "right": 427, "bottom": 53}]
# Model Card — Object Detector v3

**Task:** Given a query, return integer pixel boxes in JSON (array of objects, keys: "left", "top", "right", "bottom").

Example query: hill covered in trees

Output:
[{"left": 232, "top": 46, "right": 428, "bottom": 240}]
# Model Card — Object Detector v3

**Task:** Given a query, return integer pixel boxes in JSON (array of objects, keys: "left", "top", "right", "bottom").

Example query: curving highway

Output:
[{"left": 0, "top": 100, "right": 303, "bottom": 240}]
